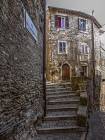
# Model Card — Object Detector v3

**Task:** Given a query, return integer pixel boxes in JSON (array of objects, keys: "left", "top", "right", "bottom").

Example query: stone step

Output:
[
  {"left": 46, "top": 88, "right": 72, "bottom": 92},
  {"left": 48, "top": 96, "right": 80, "bottom": 102},
  {"left": 37, "top": 119, "right": 76, "bottom": 128},
  {"left": 37, "top": 126, "right": 85, "bottom": 134},
  {"left": 46, "top": 86, "right": 71, "bottom": 91},
  {"left": 46, "top": 82, "right": 71, "bottom": 86},
  {"left": 46, "top": 85, "right": 62, "bottom": 88},
  {"left": 47, "top": 93, "right": 78, "bottom": 100},
  {"left": 47, "top": 90, "right": 74, "bottom": 95},
  {"left": 46, "top": 84, "right": 71, "bottom": 89},
  {"left": 46, "top": 86, "right": 72, "bottom": 90},
  {"left": 46, "top": 110, "right": 77, "bottom": 117},
  {"left": 35, "top": 133, "right": 82, "bottom": 140},
  {"left": 44, "top": 114, "right": 77, "bottom": 121},
  {"left": 47, "top": 98, "right": 80, "bottom": 105},
  {"left": 47, "top": 104, "right": 78, "bottom": 112}
]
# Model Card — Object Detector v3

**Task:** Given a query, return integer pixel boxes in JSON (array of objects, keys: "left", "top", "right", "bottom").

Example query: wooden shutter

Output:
[
  {"left": 65, "top": 16, "right": 69, "bottom": 29},
  {"left": 55, "top": 15, "right": 61, "bottom": 28},
  {"left": 55, "top": 15, "right": 58, "bottom": 28}
]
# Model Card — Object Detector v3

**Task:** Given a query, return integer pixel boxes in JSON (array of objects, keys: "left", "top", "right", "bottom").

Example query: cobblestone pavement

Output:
[{"left": 87, "top": 111, "right": 105, "bottom": 140}]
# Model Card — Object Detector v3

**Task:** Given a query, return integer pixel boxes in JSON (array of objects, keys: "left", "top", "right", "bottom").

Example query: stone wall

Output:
[
  {"left": 0, "top": 0, "right": 45, "bottom": 139},
  {"left": 46, "top": 8, "right": 101, "bottom": 81}
]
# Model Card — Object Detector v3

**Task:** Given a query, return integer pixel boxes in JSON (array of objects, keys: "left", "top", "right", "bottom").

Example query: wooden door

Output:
[{"left": 62, "top": 64, "right": 70, "bottom": 81}]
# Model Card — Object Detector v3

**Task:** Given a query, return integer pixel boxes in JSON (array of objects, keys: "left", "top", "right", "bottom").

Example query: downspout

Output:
[
  {"left": 91, "top": 10, "right": 96, "bottom": 108},
  {"left": 43, "top": 0, "right": 46, "bottom": 117}
]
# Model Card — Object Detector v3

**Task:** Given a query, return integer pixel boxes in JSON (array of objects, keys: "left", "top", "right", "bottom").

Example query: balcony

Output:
[{"left": 80, "top": 55, "right": 89, "bottom": 62}]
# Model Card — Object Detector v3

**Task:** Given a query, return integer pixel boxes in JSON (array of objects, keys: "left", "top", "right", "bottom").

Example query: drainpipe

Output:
[
  {"left": 43, "top": 0, "right": 46, "bottom": 117},
  {"left": 91, "top": 10, "right": 96, "bottom": 108}
]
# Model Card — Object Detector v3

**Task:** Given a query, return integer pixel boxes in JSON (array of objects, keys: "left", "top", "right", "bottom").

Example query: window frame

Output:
[
  {"left": 55, "top": 15, "right": 66, "bottom": 29},
  {"left": 58, "top": 41, "right": 67, "bottom": 54},
  {"left": 79, "top": 43, "right": 89, "bottom": 54},
  {"left": 78, "top": 18, "right": 87, "bottom": 32}
]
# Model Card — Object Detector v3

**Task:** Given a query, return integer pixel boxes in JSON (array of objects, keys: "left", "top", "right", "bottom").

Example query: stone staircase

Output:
[{"left": 36, "top": 82, "right": 86, "bottom": 140}]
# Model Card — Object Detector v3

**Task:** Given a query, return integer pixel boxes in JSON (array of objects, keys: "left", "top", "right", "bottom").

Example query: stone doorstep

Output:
[
  {"left": 36, "top": 126, "right": 86, "bottom": 134},
  {"left": 44, "top": 114, "right": 77, "bottom": 121},
  {"left": 47, "top": 99, "right": 80, "bottom": 105}
]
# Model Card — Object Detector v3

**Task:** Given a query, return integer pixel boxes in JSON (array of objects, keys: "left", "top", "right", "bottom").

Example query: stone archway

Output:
[{"left": 62, "top": 64, "right": 70, "bottom": 81}]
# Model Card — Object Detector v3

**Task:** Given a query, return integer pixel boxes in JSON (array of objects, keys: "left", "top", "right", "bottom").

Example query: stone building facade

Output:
[
  {"left": 0, "top": 0, "right": 45, "bottom": 139},
  {"left": 46, "top": 6, "right": 102, "bottom": 82},
  {"left": 99, "top": 33, "right": 105, "bottom": 80}
]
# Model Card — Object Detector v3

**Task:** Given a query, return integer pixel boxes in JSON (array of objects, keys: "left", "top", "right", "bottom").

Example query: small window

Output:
[
  {"left": 55, "top": 15, "right": 69, "bottom": 29},
  {"left": 79, "top": 18, "right": 86, "bottom": 31},
  {"left": 58, "top": 41, "right": 67, "bottom": 54},
  {"left": 55, "top": 16, "right": 65, "bottom": 28},
  {"left": 79, "top": 43, "right": 89, "bottom": 54}
]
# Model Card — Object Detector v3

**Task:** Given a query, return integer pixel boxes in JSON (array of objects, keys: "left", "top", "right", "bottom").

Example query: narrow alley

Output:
[{"left": 35, "top": 82, "right": 85, "bottom": 140}]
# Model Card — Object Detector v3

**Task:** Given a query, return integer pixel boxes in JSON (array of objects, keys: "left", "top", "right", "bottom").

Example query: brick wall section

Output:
[{"left": 0, "top": 0, "right": 45, "bottom": 139}]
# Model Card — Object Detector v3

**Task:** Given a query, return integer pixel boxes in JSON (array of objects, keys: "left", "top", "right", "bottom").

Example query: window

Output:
[
  {"left": 55, "top": 15, "right": 69, "bottom": 29},
  {"left": 79, "top": 18, "right": 86, "bottom": 31},
  {"left": 79, "top": 43, "right": 89, "bottom": 54},
  {"left": 58, "top": 41, "right": 67, "bottom": 54}
]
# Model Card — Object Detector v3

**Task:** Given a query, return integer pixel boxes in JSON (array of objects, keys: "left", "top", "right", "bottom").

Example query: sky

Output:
[
  {"left": 47, "top": 0, "right": 105, "bottom": 47},
  {"left": 47, "top": 0, "right": 105, "bottom": 25}
]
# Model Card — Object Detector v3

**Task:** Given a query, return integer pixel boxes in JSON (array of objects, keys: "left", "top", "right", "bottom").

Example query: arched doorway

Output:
[{"left": 62, "top": 64, "right": 70, "bottom": 81}]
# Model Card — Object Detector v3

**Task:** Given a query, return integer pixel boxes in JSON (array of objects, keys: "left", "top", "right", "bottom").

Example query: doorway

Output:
[
  {"left": 62, "top": 64, "right": 70, "bottom": 81},
  {"left": 81, "top": 66, "right": 87, "bottom": 76}
]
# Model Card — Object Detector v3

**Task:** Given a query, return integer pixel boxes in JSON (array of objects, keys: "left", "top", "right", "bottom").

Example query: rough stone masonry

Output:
[{"left": 0, "top": 0, "right": 45, "bottom": 139}]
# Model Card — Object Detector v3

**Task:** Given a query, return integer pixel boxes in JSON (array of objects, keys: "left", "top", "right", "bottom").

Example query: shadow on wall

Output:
[{"left": 87, "top": 74, "right": 104, "bottom": 111}]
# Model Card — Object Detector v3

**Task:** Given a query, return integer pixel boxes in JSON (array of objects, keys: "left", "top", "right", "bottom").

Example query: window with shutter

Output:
[{"left": 55, "top": 15, "right": 69, "bottom": 29}]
